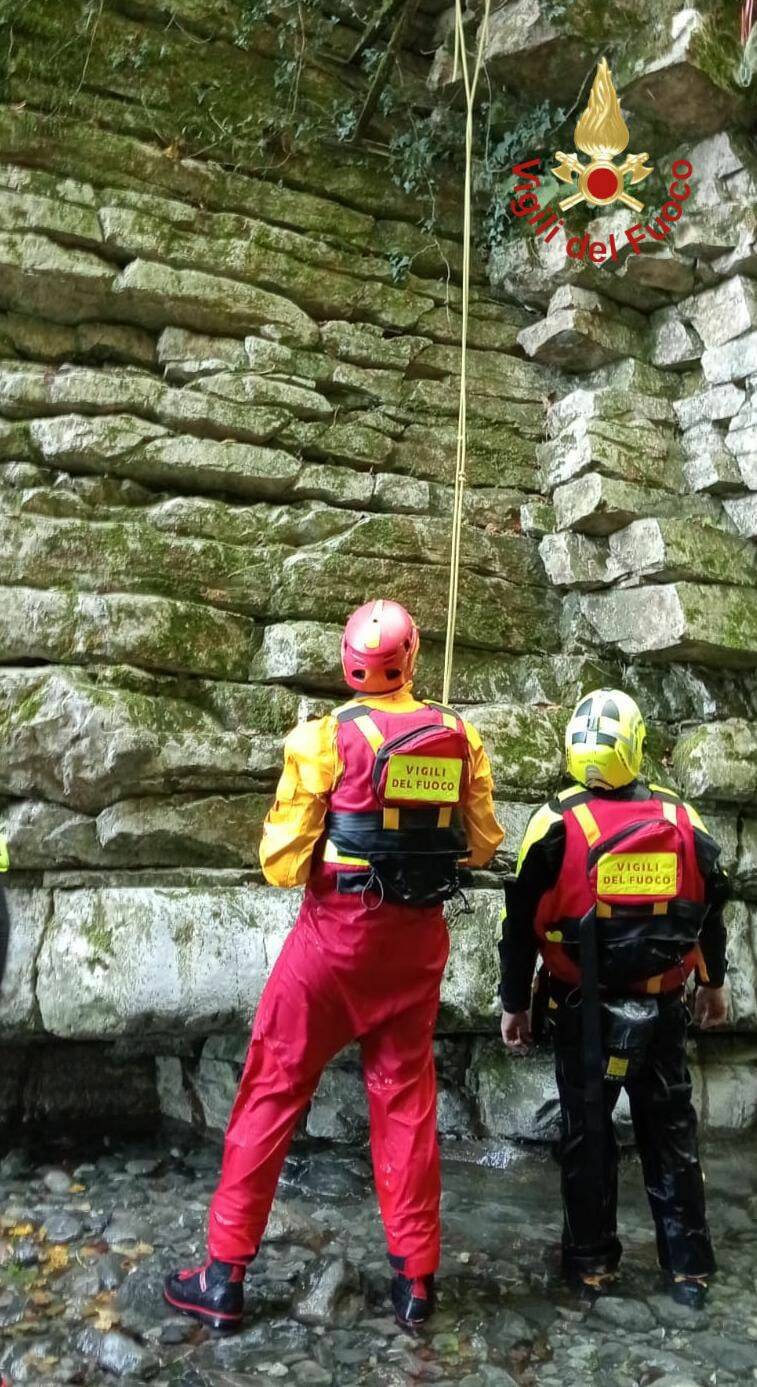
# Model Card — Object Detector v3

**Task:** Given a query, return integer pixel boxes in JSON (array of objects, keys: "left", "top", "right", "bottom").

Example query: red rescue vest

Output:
[
  {"left": 535, "top": 789, "right": 708, "bottom": 995},
  {"left": 321, "top": 699, "right": 471, "bottom": 905}
]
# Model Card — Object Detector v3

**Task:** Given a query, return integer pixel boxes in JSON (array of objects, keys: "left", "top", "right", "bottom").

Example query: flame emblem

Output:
[{"left": 552, "top": 58, "right": 654, "bottom": 212}]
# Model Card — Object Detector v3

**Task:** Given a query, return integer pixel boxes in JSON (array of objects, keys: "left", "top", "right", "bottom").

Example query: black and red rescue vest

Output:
[
  {"left": 322, "top": 698, "right": 472, "bottom": 905},
  {"left": 535, "top": 786, "right": 708, "bottom": 995}
]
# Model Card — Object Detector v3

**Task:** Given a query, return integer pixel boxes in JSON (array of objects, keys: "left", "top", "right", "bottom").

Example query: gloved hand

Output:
[
  {"left": 693, "top": 984, "right": 729, "bottom": 1029},
  {"left": 500, "top": 1009, "right": 532, "bottom": 1051}
]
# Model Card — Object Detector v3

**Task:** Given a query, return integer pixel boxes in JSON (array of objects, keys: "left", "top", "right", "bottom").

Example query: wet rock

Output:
[
  {"left": 306, "top": 1065, "right": 368, "bottom": 1144},
  {"left": 292, "top": 1362, "right": 333, "bottom": 1385},
  {"left": 592, "top": 1295, "right": 656, "bottom": 1332},
  {"left": 104, "top": 1212, "right": 155, "bottom": 1248},
  {"left": 42, "top": 1167, "right": 72, "bottom": 1195},
  {"left": 10, "top": 1237, "right": 38, "bottom": 1267},
  {"left": 41, "top": 1211, "right": 83, "bottom": 1243},
  {"left": 690, "top": 1332, "right": 757, "bottom": 1372},
  {"left": 125, "top": 1157, "right": 161, "bottom": 1177},
  {"left": 97, "top": 1327, "right": 160, "bottom": 1378},
  {"left": 292, "top": 1254, "right": 361, "bottom": 1326},
  {"left": 97, "top": 1251, "right": 130, "bottom": 1291}
]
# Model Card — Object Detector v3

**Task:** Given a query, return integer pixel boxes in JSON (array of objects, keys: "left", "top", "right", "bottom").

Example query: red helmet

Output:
[{"left": 341, "top": 599, "right": 419, "bottom": 694}]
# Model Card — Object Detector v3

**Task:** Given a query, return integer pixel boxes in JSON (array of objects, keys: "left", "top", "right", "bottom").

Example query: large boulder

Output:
[
  {"left": 32, "top": 885, "right": 504, "bottom": 1040},
  {"left": 564, "top": 585, "right": 757, "bottom": 667}
]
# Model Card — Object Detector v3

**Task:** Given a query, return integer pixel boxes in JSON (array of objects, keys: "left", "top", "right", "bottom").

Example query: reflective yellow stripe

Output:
[
  {"left": 382, "top": 807, "right": 400, "bottom": 831},
  {"left": 661, "top": 800, "right": 678, "bottom": 825},
  {"left": 653, "top": 901, "right": 668, "bottom": 916},
  {"left": 683, "top": 801, "right": 706, "bottom": 832},
  {"left": 0, "top": 836, "right": 8, "bottom": 872},
  {"left": 695, "top": 943, "right": 709, "bottom": 982},
  {"left": 557, "top": 785, "right": 585, "bottom": 802},
  {"left": 649, "top": 783, "right": 679, "bottom": 798},
  {"left": 516, "top": 802, "right": 562, "bottom": 872},
  {"left": 323, "top": 840, "right": 370, "bottom": 867},
  {"left": 572, "top": 802, "right": 601, "bottom": 845},
  {"left": 437, "top": 806, "right": 452, "bottom": 828},
  {"left": 645, "top": 975, "right": 663, "bottom": 994},
  {"left": 354, "top": 714, "right": 385, "bottom": 753},
  {"left": 442, "top": 712, "right": 458, "bottom": 730},
  {"left": 596, "top": 900, "right": 612, "bottom": 918}
]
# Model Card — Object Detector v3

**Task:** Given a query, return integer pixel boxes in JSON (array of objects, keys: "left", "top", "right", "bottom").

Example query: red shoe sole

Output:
[{"left": 163, "top": 1286, "right": 243, "bottom": 1334}]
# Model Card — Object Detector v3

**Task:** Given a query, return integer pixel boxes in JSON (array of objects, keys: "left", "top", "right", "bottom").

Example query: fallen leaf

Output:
[
  {"left": 6, "top": 1223, "right": 34, "bottom": 1238},
  {"left": 30, "top": 1290, "right": 54, "bottom": 1307},
  {"left": 42, "top": 1245, "right": 69, "bottom": 1273},
  {"left": 93, "top": 1306, "right": 121, "bottom": 1331},
  {"left": 69, "top": 1183, "right": 86, "bottom": 1194}
]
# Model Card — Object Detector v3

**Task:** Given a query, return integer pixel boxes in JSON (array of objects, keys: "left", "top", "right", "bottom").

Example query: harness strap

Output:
[
  {"left": 572, "top": 801, "right": 601, "bottom": 845},
  {"left": 353, "top": 714, "right": 384, "bottom": 753},
  {"left": 578, "top": 906, "right": 606, "bottom": 1171},
  {"left": 423, "top": 700, "right": 466, "bottom": 733}
]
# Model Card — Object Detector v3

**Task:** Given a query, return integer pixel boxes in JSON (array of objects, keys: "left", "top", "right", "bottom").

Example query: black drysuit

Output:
[{"left": 499, "top": 780, "right": 730, "bottom": 1280}]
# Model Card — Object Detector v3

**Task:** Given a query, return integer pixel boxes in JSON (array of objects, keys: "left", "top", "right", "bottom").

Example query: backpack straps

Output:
[
  {"left": 423, "top": 699, "right": 465, "bottom": 733},
  {"left": 333, "top": 701, "right": 385, "bottom": 753},
  {"left": 571, "top": 801, "right": 601, "bottom": 846}
]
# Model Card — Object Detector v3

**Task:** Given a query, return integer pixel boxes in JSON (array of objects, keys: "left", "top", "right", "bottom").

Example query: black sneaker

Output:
[
  {"left": 391, "top": 1273, "right": 435, "bottom": 1330},
  {"left": 667, "top": 1273, "right": 709, "bottom": 1310},
  {"left": 163, "top": 1259, "right": 245, "bottom": 1333}
]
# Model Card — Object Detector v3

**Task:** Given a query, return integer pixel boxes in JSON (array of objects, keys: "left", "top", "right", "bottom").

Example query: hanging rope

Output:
[{"left": 441, "top": 0, "right": 491, "bottom": 704}]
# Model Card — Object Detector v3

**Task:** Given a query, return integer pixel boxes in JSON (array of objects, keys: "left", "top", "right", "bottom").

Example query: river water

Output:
[{"left": 1, "top": 1131, "right": 756, "bottom": 1385}]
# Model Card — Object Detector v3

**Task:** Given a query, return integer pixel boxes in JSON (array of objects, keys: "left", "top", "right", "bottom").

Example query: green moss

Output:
[
  {"left": 691, "top": 5, "right": 750, "bottom": 95},
  {"left": 82, "top": 902, "right": 114, "bottom": 965}
]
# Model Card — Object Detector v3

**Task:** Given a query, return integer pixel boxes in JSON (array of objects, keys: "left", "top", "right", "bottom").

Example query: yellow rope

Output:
[{"left": 441, "top": 0, "right": 491, "bottom": 704}]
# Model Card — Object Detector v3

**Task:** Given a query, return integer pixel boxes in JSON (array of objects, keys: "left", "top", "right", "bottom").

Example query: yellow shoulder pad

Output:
[
  {"left": 682, "top": 801, "right": 707, "bottom": 833},
  {"left": 556, "top": 784, "right": 586, "bottom": 802},
  {"left": 516, "top": 802, "right": 563, "bottom": 873},
  {"left": 462, "top": 719, "right": 483, "bottom": 753},
  {"left": 649, "top": 782, "right": 680, "bottom": 798},
  {"left": 284, "top": 716, "right": 338, "bottom": 796}
]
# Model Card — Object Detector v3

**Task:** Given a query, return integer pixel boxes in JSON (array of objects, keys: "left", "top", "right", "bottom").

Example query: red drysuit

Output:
[{"left": 208, "top": 684, "right": 503, "bottom": 1277}]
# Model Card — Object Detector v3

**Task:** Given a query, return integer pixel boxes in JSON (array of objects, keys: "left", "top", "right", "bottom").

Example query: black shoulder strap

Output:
[
  {"left": 334, "top": 702, "right": 369, "bottom": 725},
  {"left": 423, "top": 700, "right": 465, "bottom": 733}
]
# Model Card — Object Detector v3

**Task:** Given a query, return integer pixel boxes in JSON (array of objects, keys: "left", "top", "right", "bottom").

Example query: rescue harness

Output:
[{"left": 323, "top": 699, "right": 471, "bottom": 907}]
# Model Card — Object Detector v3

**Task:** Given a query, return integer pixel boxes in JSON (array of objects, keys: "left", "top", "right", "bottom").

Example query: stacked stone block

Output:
[{"left": 0, "top": 0, "right": 755, "bottom": 1141}]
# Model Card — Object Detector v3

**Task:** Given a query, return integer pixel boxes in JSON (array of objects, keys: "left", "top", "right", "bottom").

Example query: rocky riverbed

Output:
[{"left": 1, "top": 1132, "right": 757, "bottom": 1387}]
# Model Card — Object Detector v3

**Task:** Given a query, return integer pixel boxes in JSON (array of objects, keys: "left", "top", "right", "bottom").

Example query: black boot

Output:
[
  {"left": 163, "top": 1259, "right": 245, "bottom": 1333},
  {"left": 391, "top": 1272, "right": 435, "bottom": 1330},
  {"left": 566, "top": 1268, "right": 618, "bottom": 1301},
  {"left": 666, "top": 1272, "right": 709, "bottom": 1310}
]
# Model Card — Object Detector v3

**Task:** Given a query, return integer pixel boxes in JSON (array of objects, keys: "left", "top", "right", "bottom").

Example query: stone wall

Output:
[{"left": 0, "top": 0, "right": 756, "bottom": 1140}]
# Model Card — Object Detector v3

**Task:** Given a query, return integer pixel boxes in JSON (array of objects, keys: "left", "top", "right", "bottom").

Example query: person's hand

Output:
[
  {"left": 501, "top": 1009, "right": 532, "bottom": 1051},
  {"left": 693, "top": 985, "right": 729, "bottom": 1029}
]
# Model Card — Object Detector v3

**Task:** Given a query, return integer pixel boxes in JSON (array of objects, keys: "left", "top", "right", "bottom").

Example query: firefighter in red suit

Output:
[
  {"left": 500, "top": 689, "right": 729, "bottom": 1310},
  {"left": 165, "top": 600, "right": 503, "bottom": 1332}
]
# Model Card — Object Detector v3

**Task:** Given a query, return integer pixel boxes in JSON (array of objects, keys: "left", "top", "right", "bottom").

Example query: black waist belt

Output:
[{"left": 326, "top": 808, "right": 467, "bottom": 858}]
